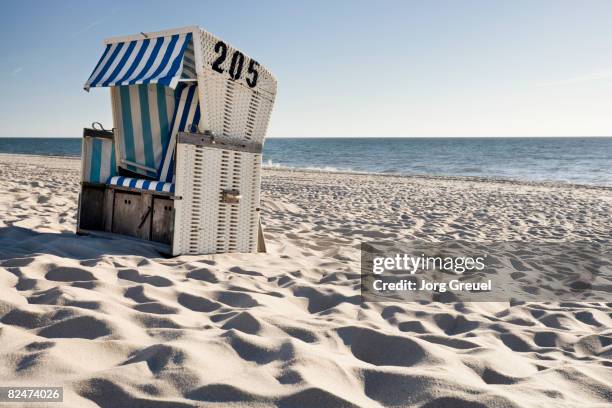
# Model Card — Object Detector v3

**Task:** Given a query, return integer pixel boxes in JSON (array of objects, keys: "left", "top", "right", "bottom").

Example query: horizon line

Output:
[{"left": 1, "top": 135, "right": 612, "bottom": 139}]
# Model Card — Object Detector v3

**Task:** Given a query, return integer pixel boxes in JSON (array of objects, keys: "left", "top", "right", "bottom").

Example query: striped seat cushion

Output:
[{"left": 107, "top": 176, "right": 174, "bottom": 194}]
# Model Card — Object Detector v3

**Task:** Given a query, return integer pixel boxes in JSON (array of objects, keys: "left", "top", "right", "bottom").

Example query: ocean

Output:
[{"left": 1, "top": 137, "right": 610, "bottom": 186}]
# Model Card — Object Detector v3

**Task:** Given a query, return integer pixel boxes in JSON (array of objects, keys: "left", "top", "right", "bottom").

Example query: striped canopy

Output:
[{"left": 84, "top": 33, "right": 194, "bottom": 90}]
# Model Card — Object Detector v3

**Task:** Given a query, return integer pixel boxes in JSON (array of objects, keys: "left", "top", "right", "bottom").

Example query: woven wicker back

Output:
[{"left": 197, "top": 29, "right": 277, "bottom": 145}]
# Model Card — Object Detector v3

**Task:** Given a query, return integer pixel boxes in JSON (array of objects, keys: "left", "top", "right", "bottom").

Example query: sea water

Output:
[{"left": 1, "top": 137, "right": 610, "bottom": 186}]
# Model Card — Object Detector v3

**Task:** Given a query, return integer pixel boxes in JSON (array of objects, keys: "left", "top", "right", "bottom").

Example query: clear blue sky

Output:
[{"left": 2, "top": 0, "right": 612, "bottom": 137}]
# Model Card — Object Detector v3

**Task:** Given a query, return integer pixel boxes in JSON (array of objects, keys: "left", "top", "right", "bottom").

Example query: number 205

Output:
[{"left": 211, "top": 41, "right": 259, "bottom": 88}]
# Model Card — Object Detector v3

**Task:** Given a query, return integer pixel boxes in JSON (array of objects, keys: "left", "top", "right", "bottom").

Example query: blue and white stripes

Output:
[
  {"left": 158, "top": 84, "right": 201, "bottom": 182},
  {"left": 84, "top": 33, "right": 193, "bottom": 90},
  {"left": 111, "top": 83, "right": 176, "bottom": 178},
  {"left": 181, "top": 40, "right": 196, "bottom": 79},
  {"left": 84, "top": 31, "right": 200, "bottom": 192},
  {"left": 107, "top": 176, "right": 175, "bottom": 194},
  {"left": 82, "top": 137, "right": 116, "bottom": 183}
]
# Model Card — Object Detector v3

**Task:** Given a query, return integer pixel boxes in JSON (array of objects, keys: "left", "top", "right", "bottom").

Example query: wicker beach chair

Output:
[{"left": 77, "top": 27, "right": 276, "bottom": 255}]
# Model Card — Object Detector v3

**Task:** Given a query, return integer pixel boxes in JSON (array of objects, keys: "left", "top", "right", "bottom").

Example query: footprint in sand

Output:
[
  {"left": 117, "top": 269, "right": 173, "bottom": 287},
  {"left": 45, "top": 267, "right": 96, "bottom": 282}
]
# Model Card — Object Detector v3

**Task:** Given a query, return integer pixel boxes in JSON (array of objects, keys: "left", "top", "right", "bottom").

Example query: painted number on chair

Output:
[{"left": 211, "top": 41, "right": 259, "bottom": 88}]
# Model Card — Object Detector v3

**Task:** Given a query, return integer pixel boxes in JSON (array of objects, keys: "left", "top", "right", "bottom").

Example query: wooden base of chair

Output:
[{"left": 77, "top": 182, "right": 176, "bottom": 254}]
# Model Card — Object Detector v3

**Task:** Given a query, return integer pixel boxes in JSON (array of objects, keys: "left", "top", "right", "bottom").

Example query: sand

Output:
[{"left": 0, "top": 153, "right": 610, "bottom": 407}]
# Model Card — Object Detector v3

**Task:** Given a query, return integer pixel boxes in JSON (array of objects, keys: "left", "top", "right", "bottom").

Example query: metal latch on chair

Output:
[{"left": 221, "top": 189, "right": 241, "bottom": 203}]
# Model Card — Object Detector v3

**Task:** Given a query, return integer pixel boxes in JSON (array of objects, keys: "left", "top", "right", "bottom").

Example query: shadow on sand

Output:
[{"left": 0, "top": 226, "right": 162, "bottom": 261}]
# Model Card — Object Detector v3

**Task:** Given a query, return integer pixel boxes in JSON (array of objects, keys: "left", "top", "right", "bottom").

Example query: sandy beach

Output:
[{"left": 0, "top": 153, "right": 610, "bottom": 408}]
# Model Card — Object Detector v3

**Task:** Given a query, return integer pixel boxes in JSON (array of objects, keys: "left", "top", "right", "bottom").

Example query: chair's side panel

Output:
[
  {"left": 81, "top": 136, "right": 92, "bottom": 181},
  {"left": 250, "top": 153, "right": 263, "bottom": 252},
  {"left": 209, "top": 148, "right": 260, "bottom": 253},
  {"left": 173, "top": 141, "right": 260, "bottom": 255},
  {"left": 215, "top": 149, "right": 237, "bottom": 253},
  {"left": 237, "top": 152, "right": 261, "bottom": 252},
  {"left": 173, "top": 143, "right": 221, "bottom": 255},
  {"left": 200, "top": 148, "right": 223, "bottom": 253},
  {"left": 172, "top": 143, "right": 194, "bottom": 255},
  {"left": 81, "top": 136, "right": 116, "bottom": 183}
]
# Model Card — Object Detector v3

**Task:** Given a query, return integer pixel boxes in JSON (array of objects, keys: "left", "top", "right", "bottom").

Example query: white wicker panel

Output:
[
  {"left": 172, "top": 143, "right": 195, "bottom": 255},
  {"left": 197, "top": 147, "right": 222, "bottom": 253},
  {"left": 237, "top": 153, "right": 261, "bottom": 251},
  {"left": 248, "top": 95, "right": 275, "bottom": 144},
  {"left": 173, "top": 143, "right": 261, "bottom": 255},
  {"left": 198, "top": 29, "right": 276, "bottom": 96},
  {"left": 197, "top": 29, "right": 277, "bottom": 145},
  {"left": 216, "top": 149, "right": 260, "bottom": 253},
  {"left": 215, "top": 149, "right": 233, "bottom": 253},
  {"left": 187, "top": 146, "right": 206, "bottom": 253}
]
